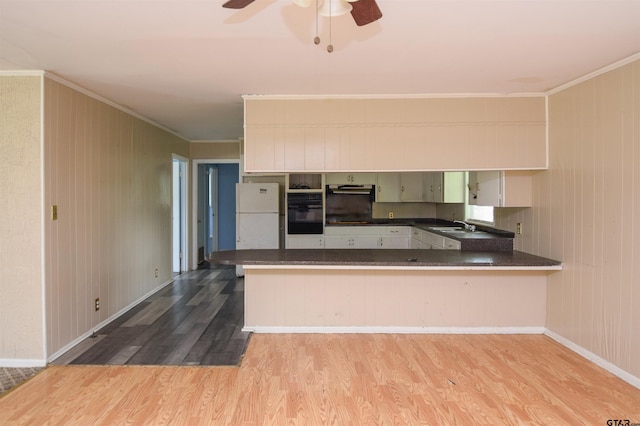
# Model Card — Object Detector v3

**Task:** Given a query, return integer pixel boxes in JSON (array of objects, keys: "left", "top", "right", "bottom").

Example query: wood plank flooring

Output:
[
  {"left": 52, "top": 264, "right": 250, "bottom": 366},
  {"left": 2, "top": 334, "right": 640, "bottom": 424}
]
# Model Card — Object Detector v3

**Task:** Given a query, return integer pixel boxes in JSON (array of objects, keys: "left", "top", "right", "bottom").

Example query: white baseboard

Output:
[
  {"left": 544, "top": 329, "right": 640, "bottom": 390},
  {"left": 244, "top": 326, "right": 546, "bottom": 334},
  {"left": 47, "top": 278, "right": 174, "bottom": 363},
  {"left": 0, "top": 359, "right": 47, "bottom": 368}
]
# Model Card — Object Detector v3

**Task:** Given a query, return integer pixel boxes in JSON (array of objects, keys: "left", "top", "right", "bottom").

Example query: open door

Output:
[{"left": 172, "top": 156, "right": 188, "bottom": 274}]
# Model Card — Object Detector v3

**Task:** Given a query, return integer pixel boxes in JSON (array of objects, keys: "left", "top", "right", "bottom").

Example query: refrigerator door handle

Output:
[{"left": 236, "top": 217, "right": 240, "bottom": 243}]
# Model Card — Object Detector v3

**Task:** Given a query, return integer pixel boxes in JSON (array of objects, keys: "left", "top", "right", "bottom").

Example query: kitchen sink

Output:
[{"left": 428, "top": 227, "right": 464, "bottom": 232}]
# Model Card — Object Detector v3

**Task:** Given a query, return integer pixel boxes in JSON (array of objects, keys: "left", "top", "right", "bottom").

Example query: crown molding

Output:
[
  {"left": 546, "top": 52, "right": 640, "bottom": 96},
  {"left": 43, "top": 71, "right": 191, "bottom": 142}
]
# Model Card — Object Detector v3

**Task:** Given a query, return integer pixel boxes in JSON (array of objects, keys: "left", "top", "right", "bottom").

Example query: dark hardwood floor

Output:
[{"left": 52, "top": 264, "right": 250, "bottom": 366}]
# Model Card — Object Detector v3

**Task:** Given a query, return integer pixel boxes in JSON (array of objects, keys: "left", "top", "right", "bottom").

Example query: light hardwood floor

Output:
[{"left": 1, "top": 334, "right": 639, "bottom": 424}]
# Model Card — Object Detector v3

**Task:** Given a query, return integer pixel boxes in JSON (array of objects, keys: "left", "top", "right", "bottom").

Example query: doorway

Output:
[
  {"left": 172, "top": 155, "right": 188, "bottom": 274},
  {"left": 192, "top": 160, "right": 240, "bottom": 268}
]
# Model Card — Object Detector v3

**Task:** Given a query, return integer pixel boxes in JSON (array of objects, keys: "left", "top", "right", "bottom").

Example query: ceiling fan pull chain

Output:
[
  {"left": 314, "top": 0, "right": 320, "bottom": 44},
  {"left": 327, "top": 0, "right": 334, "bottom": 52}
]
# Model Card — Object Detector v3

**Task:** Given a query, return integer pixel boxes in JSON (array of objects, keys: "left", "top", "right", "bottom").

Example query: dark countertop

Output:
[
  {"left": 212, "top": 249, "right": 561, "bottom": 269},
  {"left": 325, "top": 219, "right": 515, "bottom": 251}
]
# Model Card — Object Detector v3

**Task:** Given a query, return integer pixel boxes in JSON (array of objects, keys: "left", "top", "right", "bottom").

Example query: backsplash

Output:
[{"left": 372, "top": 202, "right": 437, "bottom": 219}]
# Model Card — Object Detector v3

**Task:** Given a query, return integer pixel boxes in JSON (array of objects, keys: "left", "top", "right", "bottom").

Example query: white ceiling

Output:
[{"left": 1, "top": 0, "right": 639, "bottom": 141}]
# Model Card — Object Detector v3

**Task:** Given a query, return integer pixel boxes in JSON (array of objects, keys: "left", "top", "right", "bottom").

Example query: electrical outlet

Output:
[
  {"left": 388, "top": 212, "right": 394, "bottom": 219},
  {"left": 154, "top": 268, "right": 159, "bottom": 278},
  {"left": 94, "top": 297, "right": 100, "bottom": 311},
  {"left": 516, "top": 223, "right": 522, "bottom": 234}
]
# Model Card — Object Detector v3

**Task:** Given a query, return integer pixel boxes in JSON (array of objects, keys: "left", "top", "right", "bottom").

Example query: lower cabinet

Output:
[
  {"left": 324, "top": 226, "right": 410, "bottom": 249},
  {"left": 379, "top": 236, "right": 410, "bottom": 248},
  {"left": 285, "top": 226, "right": 461, "bottom": 250},
  {"left": 286, "top": 235, "right": 325, "bottom": 249},
  {"left": 412, "top": 227, "right": 461, "bottom": 250},
  {"left": 324, "top": 235, "right": 380, "bottom": 249}
]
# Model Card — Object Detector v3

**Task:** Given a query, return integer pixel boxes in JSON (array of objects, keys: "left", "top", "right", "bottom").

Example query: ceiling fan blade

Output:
[
  {"left": 350, "top": 0, "right": 383, "bottom": 26},
  {"left": 222, "top": 0, "right": 256, "bottom": 9}
]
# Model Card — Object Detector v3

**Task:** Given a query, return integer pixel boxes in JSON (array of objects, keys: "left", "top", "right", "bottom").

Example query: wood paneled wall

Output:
[
  {"left": 43, "top": 78, "right": 190, "bottom": 358},
  {"left": 190, "top": 141, "right": 240, "bottom": 160},
  {"left": 497, "top": 59, "right": 640, "bottom": 379},
  {"left": 245, "top": 269, "right": 548, "bottom": 330},
  {"left": 0, "top": 75, "right": 45, "bottom": 362},
  {"left": 244, "top": 96, "right": 547, "bottom": 172}
]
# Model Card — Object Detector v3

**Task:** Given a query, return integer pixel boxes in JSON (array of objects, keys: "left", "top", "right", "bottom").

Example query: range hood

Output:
[{"left": 327, "top": 184, "right": 374, "bottom": 194}]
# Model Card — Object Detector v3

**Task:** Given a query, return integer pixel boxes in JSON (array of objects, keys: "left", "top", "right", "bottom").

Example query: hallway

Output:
[{"left": 52, "top": 264, "right": 249, "bottom": 366}]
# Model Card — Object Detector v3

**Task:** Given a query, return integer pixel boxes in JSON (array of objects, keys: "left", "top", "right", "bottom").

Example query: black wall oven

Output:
[{"left": 287, "top": 193, "right": 324, "bottom": 235}]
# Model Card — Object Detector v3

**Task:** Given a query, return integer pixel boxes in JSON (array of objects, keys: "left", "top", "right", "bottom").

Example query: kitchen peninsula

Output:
[{"left": 212, "top": 248, "right": 561, "bottom": 334}]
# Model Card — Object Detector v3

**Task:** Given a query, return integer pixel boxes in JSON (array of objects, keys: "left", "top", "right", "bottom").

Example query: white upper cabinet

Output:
[
  {"left": 376, "top": 173, "right": 425, "bottom": 202},
  {"left": 424, "top": 172, "right": 465, "bottom": 203},
  {"left": 244, "top": 96, "right": 547, "bottom": 173},
  {"left": 399, "top": 173, "right": 424, "bottom": 201},
  {"left": 468, "top": 171, "right": 533, "bottom": 207},
  {"left": 376, "top": 172, "right": 465, "bottom": 203},
  {"left": 432, "top": 172, "right": 465, "bottom": 203},
  {"left": 325, "top": 173, "right": 377, "bottom": 185},
  {"left": 376, "top": 173, "right": 401, "bottom": 202}
]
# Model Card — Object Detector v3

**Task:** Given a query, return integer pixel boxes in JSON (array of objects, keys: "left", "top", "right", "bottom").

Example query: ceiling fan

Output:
[{"left": 222, "top": 0, "right": 383, "bottom": 27}]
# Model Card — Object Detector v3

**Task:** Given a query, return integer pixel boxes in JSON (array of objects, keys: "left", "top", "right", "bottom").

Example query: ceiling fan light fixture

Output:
[
  {"left": 292, "top": 0, "right": 314, "bottom": 7},
  {"left": 318, "top": 0, "right": 352, "bottom": 17}
]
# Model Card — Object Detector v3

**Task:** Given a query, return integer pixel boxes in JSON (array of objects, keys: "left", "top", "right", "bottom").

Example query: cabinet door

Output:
[
  {"left": 326, "top": 173, "right": 376, "bottom": 185},
  {"left": 468, "top": 171, "right": 501, "bottom": 206},
  {"left": 430, "top": 172, "right": 443, "bottom": 203},
  {"left": 444, "top": 238, "right": 461, "bottom": 250},
  {"left": 351, "top": 236, "right": 380, "bottom": 249},
  {"left": 399, "top": 173, "right": 424, "bottom": 201},
  {"left": 441, "top": 172, "right": 464, "bottom": 203},
  {"left": 286, "top": 235, "right": 325, "bottom": 249},
  {"left": 376, "top": 173, "right": 401, "bottom": 202},
  {"left": 324, "top": 236, "right": 354, "bottom": 248},
  {"left": 422, "top": 173, "right": 434, "bottom": 202},
  {"left": 468, "top": 171, "right": 533, "bottom": 207},
  {"left": 379, "top": 236, "right": 410, "bottom": 249},
  {"left": 423, "top": 231, "right": 445, "bottom": 249},
  {"left": 410, "top": 237, "right": 422, "bottom": 249},
  {"left": 325, "top": 173, "right": 350, "bottom": 185},
  {"left": 351, "top": 173, "right": 376, "bottom": 185}
]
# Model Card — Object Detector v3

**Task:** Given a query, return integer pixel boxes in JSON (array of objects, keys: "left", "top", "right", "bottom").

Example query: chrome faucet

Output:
[{"left": 454, "top": 220, "right": 476, "bottom": 232}]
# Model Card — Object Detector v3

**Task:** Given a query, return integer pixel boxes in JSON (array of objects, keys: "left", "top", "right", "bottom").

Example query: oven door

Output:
[{"left": 287, "top": 193, "right": 324, "bottom": 234}]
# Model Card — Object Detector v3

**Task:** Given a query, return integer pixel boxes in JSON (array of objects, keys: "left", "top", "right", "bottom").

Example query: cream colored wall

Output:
[
  {"left": 244, "top": 96, "right": 547, "bottom": 172},
  {"left": 190, "top": 141, "right": 240, "bottom": 159},
  {"left": 245, "top": 269, "right": 548, "bottom": 329},
  {"left": 372, "top": 202, "right": 437, "bottom": 219},
  {"left": 499, "top": 59, "right": 640, "bottom": 379},
  {"left": 43, "top": 77, "right": 190, "bottom": 357},
  {"left": 0, "top": 76, "right": 45, "bottom": 362}
]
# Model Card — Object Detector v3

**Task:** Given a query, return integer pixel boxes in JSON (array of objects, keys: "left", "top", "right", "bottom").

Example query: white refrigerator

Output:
[{"left": 236, "top": 183, "right": 279, "bottom": 276}]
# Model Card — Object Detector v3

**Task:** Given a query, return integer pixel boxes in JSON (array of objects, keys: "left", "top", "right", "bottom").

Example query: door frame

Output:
[
  {"left": 191, "top": 158, "right": 241, "bottom": 270},
  {"left": 207, "top": 166, "right": 219, "bottom": 255},
  {"left": 172, "top": 154, "right": 189, "bottom": 274}
]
